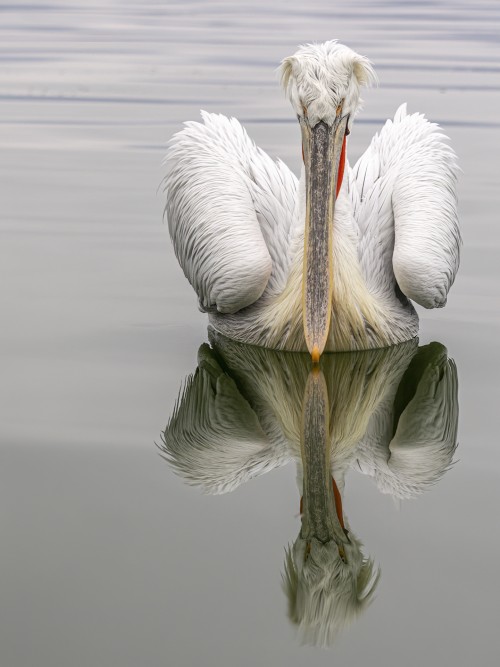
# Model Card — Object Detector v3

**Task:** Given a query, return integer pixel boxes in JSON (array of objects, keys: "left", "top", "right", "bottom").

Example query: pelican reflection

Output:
[{"left": 160, "top": 330, "right": 458, "bottom": 646}]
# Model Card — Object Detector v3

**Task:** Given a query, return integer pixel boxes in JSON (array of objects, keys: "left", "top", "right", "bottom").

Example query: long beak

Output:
[{"left": 301, "top": 113, "right": 349, "bottom": 360}]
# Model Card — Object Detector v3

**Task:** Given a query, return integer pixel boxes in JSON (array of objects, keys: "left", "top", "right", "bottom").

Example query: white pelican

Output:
[
  {"left": 160, "top": 332, "right": 459, "bottom": 645},
  {"left": 164, "top": 41, "right": 460, "bottom": 357}
]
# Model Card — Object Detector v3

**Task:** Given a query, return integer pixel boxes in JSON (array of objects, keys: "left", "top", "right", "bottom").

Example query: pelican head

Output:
[{"left": 280, "top": 41, "right": 377, "bottom": 359}]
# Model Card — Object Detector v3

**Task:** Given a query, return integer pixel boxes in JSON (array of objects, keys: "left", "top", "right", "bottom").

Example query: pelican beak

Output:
[{"left": 300, "top": 110, "right": 349, "bottom": 360}]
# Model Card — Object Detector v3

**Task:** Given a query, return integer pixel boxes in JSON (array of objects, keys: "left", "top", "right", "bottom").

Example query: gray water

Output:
[{"left": 1, "top": 1, "right": 500, "bottom": 665}]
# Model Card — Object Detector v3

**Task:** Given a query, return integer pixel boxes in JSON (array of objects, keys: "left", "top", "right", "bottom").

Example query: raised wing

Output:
[
  {"left": 163, "top": 112, "right": 298, "bottom": 314},
  {"left": 349, "top": 104, "right": 461, "bottom": 307}
]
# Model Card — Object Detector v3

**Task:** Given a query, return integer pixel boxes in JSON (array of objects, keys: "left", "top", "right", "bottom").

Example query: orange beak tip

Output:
[{"left": 311, "top": 345, "right": 321, "bottom": 364}]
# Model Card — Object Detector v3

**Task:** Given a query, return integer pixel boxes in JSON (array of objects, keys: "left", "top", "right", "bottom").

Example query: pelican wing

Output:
[
  {"left": 349, "top": 104, "right": 461, "bottom": 307},
  {"left": 160, "top": 343, "right": 289, "bottom": 494},
  {"left": 163, "top": 112, "right": 298, "bottom": 313}
]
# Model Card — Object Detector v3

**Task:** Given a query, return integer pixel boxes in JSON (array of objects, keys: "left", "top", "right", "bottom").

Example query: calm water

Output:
[{"left": 1, "top": 1, "right": 500, "bottom": 665}]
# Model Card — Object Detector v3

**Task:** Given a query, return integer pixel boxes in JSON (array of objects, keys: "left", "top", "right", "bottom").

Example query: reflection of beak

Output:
[
  {"left": 300, "top": 367, "right": 350, "bottom": 558},
  {"left": 301, "top": 111, "right": 349, "bottom": 360}
]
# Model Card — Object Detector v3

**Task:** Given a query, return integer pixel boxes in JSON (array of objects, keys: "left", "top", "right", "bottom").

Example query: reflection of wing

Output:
[
  {"left": 162, "top": 333, "right": 457, "bottom": 499},
  {"left": 164, "top": 112, "right": 298, "bottom": 313},
  {"left": 355, "top": 343, "right": 459, "bottom": 498},
  {"left": 159, "top": 343, "right": 290, "bottom": 494},
  {"left": 209, "top": 329, "right": 417, "bottom": 469}
]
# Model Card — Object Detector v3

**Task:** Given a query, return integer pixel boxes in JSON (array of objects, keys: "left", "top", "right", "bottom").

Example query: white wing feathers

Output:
[
  {"left": 165, "top": 106, "right": 459, "bottom": 316},
  {"left": 350, "top": 104, "right": 461, "bottom": 308},
  {"left": 164, "top": 112, "right": 298, "bottom": 313}
]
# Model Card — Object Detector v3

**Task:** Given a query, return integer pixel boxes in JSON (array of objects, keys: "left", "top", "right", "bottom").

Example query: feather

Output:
[
  {"left": 350, "top": 104, "right": 461, "bottom": 308},
  {"left": 163, "top": 112, "right": 297, "bottom": 313}
]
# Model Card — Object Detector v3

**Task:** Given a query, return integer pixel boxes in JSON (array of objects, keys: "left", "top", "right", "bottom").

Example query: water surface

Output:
[{"left": 1, "top": 1, "right": 500, "bottom": 665}]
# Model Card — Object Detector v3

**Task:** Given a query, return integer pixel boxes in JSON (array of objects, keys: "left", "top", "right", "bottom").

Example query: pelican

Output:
[
  {"left": 164, "top": 41, "right": 460, "bottom": 356},
  {"left": 160, "top": 332, "right": 459, "bottom": 645}
]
